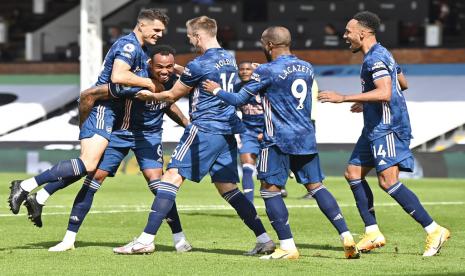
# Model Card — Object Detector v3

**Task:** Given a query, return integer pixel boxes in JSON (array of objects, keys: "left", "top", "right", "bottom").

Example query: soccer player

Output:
[
  {"left": 202, "top": 26, "right": 360, "bottom": 260},
  {"left": 113, "top": 16, "right": 275, "bottom": 255},
  {"left": 318, "top": 11, "right": 450, "bottom": 257},
  {"left": 27, "top": 47, "right": 193, "bottom": 253},
  {"left": 235, "top": 61, "right": 263, "bottom": 203},
  {"left": 8, "top": 8, "right": 168, "bottom": 215}
]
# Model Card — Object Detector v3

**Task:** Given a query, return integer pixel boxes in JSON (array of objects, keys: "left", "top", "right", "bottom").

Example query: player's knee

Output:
[
  {"left": 161, "top": 169, "right": 183, "bottom": 186},
  {"left": 92, "top": 170, "right": 108, "bottom": 183},
  {"left": 344, "top": 166, "right": 360, "bottom": 181}
]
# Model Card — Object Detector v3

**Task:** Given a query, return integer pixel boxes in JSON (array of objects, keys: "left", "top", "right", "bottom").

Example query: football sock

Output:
[
  {"left": 67, "top": 177, "right": 101, "bottom": 233},
  {"left": 222, "top": 188, "right": 267, "bottom": 237},
  {"left": 43, "top": 175, "right": 83, "bottom": 196},
  {"left": 143, "top": 182, "right": 178, "bottom": 235},
  {"left": 19, "top": 178, "right": 38, "bottom": 192},
  {"left": 172, "top": 232, "right": 187, "bottom": 245},
  {"left": 34, "top": 158, "right": 87, "bottom": 186},
  {"left": 35, "top": 189, "right": 50, "bottom": 205},
  {"left": 242, "top": 164, "right": 255, "bottom": 203},
  {"left": 385, "top": 182, "right": 434, "bottom": 228},
  {"left": 260, "top": 189, "right": 293, "bottom": 240},
  {"left": 348, "top": 179, "right": 377, "bottom": 227},
  {"left": 280, "top": 238, "right": 297, "bottom": 251},
  {"left": 424, "top": 221, "right": 439, "bottom": 234},
  {"left": 62, "top": 230, "right": 77, "bottom": 244},
  {"left": 309, "top": 185, "right": 349, "bottom": 234},
  {"left": 147, "top": 179, "right": 183, "bottom": 234}
]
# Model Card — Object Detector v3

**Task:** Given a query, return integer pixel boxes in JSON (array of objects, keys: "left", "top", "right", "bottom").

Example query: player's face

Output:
[
  {"left": 186, "top": 26, "right": 201, "bottom": 51},
  {"left": 343, "top": 19, "right": 363, "bottom": 53},
  {"left": 139, "top": 19, "right": 165, "bottom": 45},
  {"left": 151, "top": 53, "right": 175, "bottom": 83},
  {"left": 238, "top": 63, "right": 253, "bottom": 82}
]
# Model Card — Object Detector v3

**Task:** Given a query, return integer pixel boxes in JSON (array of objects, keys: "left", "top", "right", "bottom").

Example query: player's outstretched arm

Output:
[
  {"left": 166, "top": 103, "right": 189, "bottom": 127},
  {"left": 79, "top": 85, "right": 110, "bottom": 128},
  {"left": 135, "top": 80, "right": 191, "bottom": 103},
  {"left": 173, "top": 64, "right": 185, "bottom": 75},
  {"left": 111, "top": 59, "right": 156, "bottom": 92},
  {"left": 202, "top": 79, "right": 253, "bottom": 106},
  {"left": 319, "top": 76, "right": 392, "bottom": 103}
]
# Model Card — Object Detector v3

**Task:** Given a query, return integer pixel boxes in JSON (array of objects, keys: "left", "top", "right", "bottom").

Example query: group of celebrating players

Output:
[{"left": 8, "top": 8, "right": 450, "bottom": 259}]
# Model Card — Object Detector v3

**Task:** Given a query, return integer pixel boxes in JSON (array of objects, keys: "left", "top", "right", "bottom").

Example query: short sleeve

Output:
[
  {"left": 241, "top": 65, "right": 272, "bottom": 96},
  {"left": 179, "top": 60, "right": 204, "bottom": 88},
  {"left": 114, "top": 41, "right": 138, "bottom": 66},
  {"left": 367, "top": 59, "right": 391, "bottom": 81}
]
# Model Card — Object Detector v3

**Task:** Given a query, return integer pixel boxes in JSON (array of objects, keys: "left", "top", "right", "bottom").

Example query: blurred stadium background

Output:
[{"left": 0, "top": 0, "right": 464, "bottom": 178}]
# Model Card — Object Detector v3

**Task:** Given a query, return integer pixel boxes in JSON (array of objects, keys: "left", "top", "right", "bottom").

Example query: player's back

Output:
[
  {"left": 180, "top": 48, "right": 243, "bottom": 135},
  {"left": 255, "top": 55, "right": 316, "bottom": 155},
  {"left": 361, "top": 43, "right": 412, "bottom": 141}
]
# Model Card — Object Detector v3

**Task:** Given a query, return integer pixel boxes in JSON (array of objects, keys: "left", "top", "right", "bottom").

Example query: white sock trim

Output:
[
  {"left": 340, "top": 231, "right": 352, "bottom": 240},
  {"left": 365, "top": 224, "right": 379, "bottom": 233},
  {"left": 172, "top": 232, "right": 186, "bottom": 245},
  {"left": 63, "top": 230, "right": 77, "bottom": 244},
  {"left": 424, "top": 221, "right": 439, "bottom": 234},
  {"left": 20, "top": 178, "right": 38, "bottom": 192},
  {"left": 138, "top": 232, "right": 155, "bottom": 245},
  {"left": 280, "top": 238, "right": 296, "bottom": 251},
  {"left": 256, "top": 233, "right": 271, "bottom": 244},
  {"left": 36, "top": 189, "right": 50, "bottom": 205}
]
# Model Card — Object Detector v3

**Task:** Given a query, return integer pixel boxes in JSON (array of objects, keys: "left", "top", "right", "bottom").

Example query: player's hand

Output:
[
  {"left": 350, "top": 102, "right": 363, "bottom": 113},
  {"left": 257, "top": 133, "right": 263, "bottom": 142},
  {"left": 147, "top": 80, "right": 157, "bottom": 93},
  {"left": 318, "top": 90, "right": 346, "bottom": 103},
  {"left": 251, "top": 63, "right": 260, "bottom": 69},
  {"left": 202, "top": 79, "right": 221, "bottom": 94},
  {"left": 135, "top": 90, "right": 155, "bottom": 101}
]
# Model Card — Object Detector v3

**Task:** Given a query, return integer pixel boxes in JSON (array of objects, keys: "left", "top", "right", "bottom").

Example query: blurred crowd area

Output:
[{"left": 0, "top": 0, "right": 464, "bottom": 62}]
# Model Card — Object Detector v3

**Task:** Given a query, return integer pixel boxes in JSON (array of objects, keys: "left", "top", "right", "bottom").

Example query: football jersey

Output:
[
  {"left": 112, "top": 74, "right": 177, "bottom": 137},
  {"left": 179, "top": 48, "right": 244, "bottom": 135},
  {"left": 242, "top": 55, "right": 316, "bottom": 155},
  {"left": 360, "top": 43, "right": 412, "bottom": 141},
  {"left": 234, "top": 81, "right": 264, "bottom": 131}
]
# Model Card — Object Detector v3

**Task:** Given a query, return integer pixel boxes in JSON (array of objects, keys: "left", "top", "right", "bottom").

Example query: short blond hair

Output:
[{"left": 186, "top": 16, "right": 217, "bottom": 37}]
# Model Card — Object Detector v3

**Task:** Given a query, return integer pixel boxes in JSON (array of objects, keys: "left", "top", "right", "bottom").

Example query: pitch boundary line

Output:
[{"left": 0, "top": 201, "right": 463, "bottom": 217}]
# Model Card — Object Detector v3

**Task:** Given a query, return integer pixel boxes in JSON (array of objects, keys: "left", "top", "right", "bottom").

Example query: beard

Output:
[
  {"left": 263, "top": 49, "right": 272, "bottom": 62},
  {"left": 351, "top": 46, "right": 361, "bottom": 53}
]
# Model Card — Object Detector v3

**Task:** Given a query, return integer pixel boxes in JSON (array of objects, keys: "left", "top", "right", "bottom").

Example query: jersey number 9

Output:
[{"left": 291, "top": 78, "right": 307, "bottom": 110}]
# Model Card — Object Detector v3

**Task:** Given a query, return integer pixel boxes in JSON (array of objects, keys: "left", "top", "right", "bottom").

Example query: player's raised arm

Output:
[
  {"left": 202, "top": 79, "right": 254, "bottom": 106},
  {"left": 111, "top": 59, "right": 156, "bottom": 92},
  {"left": 165, "top": 103, "right": 189, "bottom": 127},
  {"left": 135, "top": 79, "right": 191, "bottom": 103}
]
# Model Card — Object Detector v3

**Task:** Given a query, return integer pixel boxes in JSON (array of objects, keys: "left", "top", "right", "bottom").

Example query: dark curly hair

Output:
[
  {"left": 353, "top": 11, "right": 381, "bottom": 33},
  {"left": 151, "top": 45, "right": 176, "bottom": 56},
  {"left": 137, "top": 8, "right": 169, "bottom": 27}
]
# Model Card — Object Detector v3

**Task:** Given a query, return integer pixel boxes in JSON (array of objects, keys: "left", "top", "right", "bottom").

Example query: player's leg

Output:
[
  {"left": 114, "top": 124, "right": 205, "bottom": 254},
  {"left": 375, "top": 133, "right": 450, "bottom": 256},
  {"left": 240, "top": 153, "right": 257, "bottom": 203},
  {"left": 291, "top": 153, "right": 359, "bottom": 259},
  {"left": 49, "top": 144, "right": 124, "bottom": 252},
  {"left": 345, "top": 134, "right": 385, "bottom": 252},
  {"left": 8, "top": 104, "right": 112, "bottom": 214},
  {"left": 136, "top": 139, "right": 191, "bottom": 253},
  {"left": 257, "top": 146, "right": 298, "bottom": 259},
  {"left": 212, "top": 134, "right": 274, "bottom": 255}
]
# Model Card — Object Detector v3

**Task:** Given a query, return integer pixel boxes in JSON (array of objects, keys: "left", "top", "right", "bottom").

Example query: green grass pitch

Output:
[{"left": 1, "top": 173, "right": 464, "bottom": 275}]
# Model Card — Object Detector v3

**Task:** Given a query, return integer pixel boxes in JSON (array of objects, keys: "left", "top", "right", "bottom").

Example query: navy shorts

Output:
[
  {"left": 168, "top": 124, "right": 239, "bottom": 183},
  {"left": 349, "top": 132, "right": 414, "bottom": 173},
  {"left": 257, "top": 145, "right": 325, "bottom": 186},
  {"left": 79, "top": 102, "right": 116, "bottom": 141},
  {"left": 98, "top": 132, "right": 163, "bottom": 176}
]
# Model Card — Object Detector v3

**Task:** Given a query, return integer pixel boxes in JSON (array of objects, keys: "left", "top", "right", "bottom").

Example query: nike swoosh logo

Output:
[
  {"left": 432, "top": 233, "right": 444, "bottom": 251},
  {"left": 272, "top": 253, "right": 289, "bottom": 259}
]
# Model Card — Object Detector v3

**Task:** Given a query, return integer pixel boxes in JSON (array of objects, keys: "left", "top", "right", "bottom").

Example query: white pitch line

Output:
[{"left": 0, "top": 201, "right": 463, "bottom": 218}]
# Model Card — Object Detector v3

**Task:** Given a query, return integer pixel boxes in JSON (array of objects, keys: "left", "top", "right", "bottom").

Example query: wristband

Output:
[{"left": 212, "top": 87, "right": 221, "bottom": 95}]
